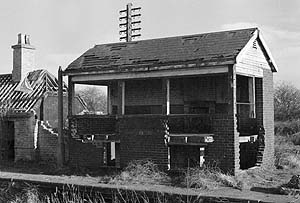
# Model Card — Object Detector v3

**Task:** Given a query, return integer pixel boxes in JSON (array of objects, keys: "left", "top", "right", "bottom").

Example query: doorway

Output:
[{"left": 1, "top": 121, "right": 15, "bottom": 161}]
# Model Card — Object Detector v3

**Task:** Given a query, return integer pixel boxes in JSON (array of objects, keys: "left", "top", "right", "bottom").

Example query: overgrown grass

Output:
[
  {"left": 105, "top": 160, "right": 171, "bottom": 186},
  {"left": 184, "top": 166, "right": 244, "bottom": 190},
  {"left": 275, "top": 134, "right": 300, "bottom": 170},
  {"left": 9, "top": 185, "right": 106, "bottom": 203},
  {"left": 7, "top": 185, "right": 187, "bottom": 203}
]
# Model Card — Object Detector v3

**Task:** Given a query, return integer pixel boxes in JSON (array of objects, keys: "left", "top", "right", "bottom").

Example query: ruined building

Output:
[
  {"left": 60, "top": 28, "right": 277, "bottom": 174},
  {"left": 0, "top": 34, "right": 86, "bottom": 162}
]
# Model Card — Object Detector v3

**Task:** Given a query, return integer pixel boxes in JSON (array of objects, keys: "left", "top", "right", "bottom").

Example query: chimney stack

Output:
[{"left": 11, "top": 33, "right": 35, "bottom": 82}]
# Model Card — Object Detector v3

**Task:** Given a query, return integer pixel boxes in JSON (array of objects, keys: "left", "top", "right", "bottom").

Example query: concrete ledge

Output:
[{"left": 0, "top": 171, "right": 296, "bottom": 203}]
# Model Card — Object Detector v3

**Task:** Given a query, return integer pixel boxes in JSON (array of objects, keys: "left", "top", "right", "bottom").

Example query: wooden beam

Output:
[
  {"left": 228, "top": 65, "right": 237, "bottom": 116},
  {"left": 68, "top": 77, "right": 75, "bottom": 117},
  {"left": 57, "top": 66, "right": 65, "bottom": 168},
  {"left": 166, "top": 79, "right": 170, "bottom": 115},
  {"left": 162, "top": 78, "right": 170, "bottom": 115},
  {"left": 71, "top": 66, "right": 228, "bottom": 83},
  {"left": 248, "top": 77, "right": 256, "bottom": 118},
  {"left": 117, "top": 81, "right": 125, "bottom": 115},
  {"left": 107, "top": 85, "right": 112, "bottom": 115}
]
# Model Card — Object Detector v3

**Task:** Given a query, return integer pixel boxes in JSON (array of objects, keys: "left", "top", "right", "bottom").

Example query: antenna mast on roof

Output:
[{"left": 119, "top": 3, "right": 141, "bottom": 42}]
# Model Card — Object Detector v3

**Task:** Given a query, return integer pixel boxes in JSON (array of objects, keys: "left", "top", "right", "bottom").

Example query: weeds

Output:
[
  {"left": 107, "top": 160, "right": 170, "bottom": 186},
  {"left": 275, "top": 135, "right": 300, "bottom": 170},
  {"left": 183, "top": 165, "right": 244, "bottom": 190}
]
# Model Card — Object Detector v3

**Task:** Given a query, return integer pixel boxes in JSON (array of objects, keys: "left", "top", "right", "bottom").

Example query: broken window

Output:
[
  {"left": 236, "top": 75, "right": 256, "bottom": 118},
  {"left": 75, "top": 84, "right": 108, "bottom": 115}
]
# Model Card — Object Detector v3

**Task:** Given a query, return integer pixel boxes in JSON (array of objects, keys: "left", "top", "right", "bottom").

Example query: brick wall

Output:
[
  {"left": 111, "top": 75, "right": 228, "bottom": 114},
  {"left": 118, "top": 116, "right": 168, "bottom": 169},
  {"left": 43, "top": 93, "right": 86, "bottom": 129},
  {"left": 37, "top": 121, "right": 58, "bottom": 161},
  {"left": 261, "top": 69, "right": 275, "bottom": 167},
  {"left": 9, "top": 112, "right": 36, "bottom": 161},
  {"left": 72, "top": 115, "right": 117, "bottom": 136},
  {"left": 205, "top": 114, "right": 239, "bottom": 174},
  {"left": 68, "top": 138, "right": 104, "bottom": 169}
]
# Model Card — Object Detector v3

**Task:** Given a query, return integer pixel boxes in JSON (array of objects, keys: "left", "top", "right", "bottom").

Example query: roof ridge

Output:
[{"left": 94, "top": 27, "right": 257, "bottom": 47}]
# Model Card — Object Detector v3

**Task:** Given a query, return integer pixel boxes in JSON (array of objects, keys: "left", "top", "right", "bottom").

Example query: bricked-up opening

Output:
[
  {"left": 169, "top": 145, "right": 205, "bottom": 169},
  {"left": 124, "top": 79, "right": 163, "bottom": 114},
  {"left": 170, "top": 75, "right": 229, "bottom": 115},
  {"left": 75, "top": 84, "right": 107, "bottom": 115}
]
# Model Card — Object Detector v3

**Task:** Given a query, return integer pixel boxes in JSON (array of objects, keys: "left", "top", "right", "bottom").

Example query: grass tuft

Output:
[
  {"left": 184, "top": 166, "right": 244, "bottom": 190},
  {"left": 107, "top": 160, "right": 170, "bottom": 186}
]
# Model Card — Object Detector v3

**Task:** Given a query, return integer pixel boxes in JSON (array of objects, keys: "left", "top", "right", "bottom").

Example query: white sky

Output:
[{"left": 0, "top": 0, "right": 299, "bottom": 87}]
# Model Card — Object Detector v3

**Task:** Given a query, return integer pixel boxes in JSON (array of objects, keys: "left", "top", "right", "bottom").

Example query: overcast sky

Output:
[{"left": 1, "top": 0, "right": 299, "bottom": 87}]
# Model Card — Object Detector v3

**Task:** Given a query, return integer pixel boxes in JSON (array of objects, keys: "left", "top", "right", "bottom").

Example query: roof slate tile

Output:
[{"left": 66, "top": 28, "right": 257, "bottom": 73}]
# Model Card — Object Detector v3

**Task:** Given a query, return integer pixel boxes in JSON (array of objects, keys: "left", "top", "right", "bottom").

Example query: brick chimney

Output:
[{"left": 11, "top": 33, "right": 35, "bottom": 82}]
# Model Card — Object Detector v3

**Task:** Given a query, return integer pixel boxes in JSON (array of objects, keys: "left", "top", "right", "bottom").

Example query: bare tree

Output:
[
  {"left": 77, "top": 86, "right": 107, "bottom": 114},
  {"left": 274, "top": 82, "right": 300, "bottom": 121}
]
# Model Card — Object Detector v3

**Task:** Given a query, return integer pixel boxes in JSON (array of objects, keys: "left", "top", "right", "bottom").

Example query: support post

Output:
[
  {"left": 162, "top": 78, "right": 170, "bottom": 115},
  {"left": 249, "top": 77, "right": 256, "bottom": 118},
  {"left": 57, "top": 66, "right": 64, "bottom": 168},
  {"left": 228, "top": 64, "right": 239, "bottom": 173},
  {"left": 107, "top": 85, "right": 112, "bottom": 115},
  {"left": 68, "top": 77, "right": 75, "bottom": 117},
  {"left": 117, "top": 81, "right": 125, "bottom": 115}
]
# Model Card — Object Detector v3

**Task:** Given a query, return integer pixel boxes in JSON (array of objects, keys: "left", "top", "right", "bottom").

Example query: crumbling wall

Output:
[{"left": 37, "top": 121, "right": 58, "bottom": 162}]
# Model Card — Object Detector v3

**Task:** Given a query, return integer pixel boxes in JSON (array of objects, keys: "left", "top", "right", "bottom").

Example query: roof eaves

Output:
[
  {"left": 63, "top": 59, "right": 235, "bottom": 76},
  {"left": 256, "top": 30, "right": 278, "bottom": 72}
]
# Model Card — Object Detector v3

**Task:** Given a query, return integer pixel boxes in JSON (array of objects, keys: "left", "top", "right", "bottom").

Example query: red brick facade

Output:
[{"left": 67, "top": 66, "right": 275, "bottom": 175}]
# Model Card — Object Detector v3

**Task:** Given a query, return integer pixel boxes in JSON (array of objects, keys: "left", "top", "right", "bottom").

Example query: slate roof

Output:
[
  {"left": 0, "top": 70, "right": 67, "bottom": 113},
  {"left": 66, "top": 28, "right": 257, "bottom": 74}
]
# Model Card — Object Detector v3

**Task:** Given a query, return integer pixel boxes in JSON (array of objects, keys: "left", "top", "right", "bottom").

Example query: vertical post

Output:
[
  {"left": 57, "top": 66, "right": 64, "bottom": 167},
  {"left": 117, "top": 81, "right": 125, "bottom": 115},
  {"left": 68, "top": 78, "right": 75, "bottom": 117},
  {"left": 249, "top": 77, "right": 256, "bottom": 118},
  {"left": 162, "top": 78, "right": 170, "bottom": 115},
  {"left": 228, "top": 64, "right": 239, "bottom": 173},
  {"left": 107, "top": 85, "right": 112, "bottom": 115},
  {"left": 166, "top": 79, "right": 170, "bottom": 115},
  {"left": 126, "top": 3, "right": 132, "bottom": 42},
  {"left": 228, "top": 65, "right": 237, "bottom": 117}
]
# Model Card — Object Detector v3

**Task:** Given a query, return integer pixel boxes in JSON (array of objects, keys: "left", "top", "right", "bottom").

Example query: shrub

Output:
[
  {"left": 275, "top": 120, "right": 300, "bottom": 136},
  {"left": 274, "top": 82, "right": 300, "bottom": 121}
]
